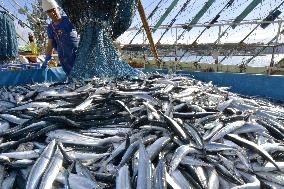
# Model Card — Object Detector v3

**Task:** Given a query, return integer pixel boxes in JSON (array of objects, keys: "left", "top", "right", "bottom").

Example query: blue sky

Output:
[
  {"left": 1, "top": 0, "right": 37, "bottom": 46},
  {"left": 1, "top": 0, "right": 284, "bottom": 46},
  {"left": 123, "top": 0, "right": 284, "bottom": 44}
]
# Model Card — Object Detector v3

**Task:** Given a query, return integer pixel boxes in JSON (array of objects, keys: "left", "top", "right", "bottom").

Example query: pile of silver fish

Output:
[{"left": 0, "top": 74, "right": 283, "bottom": 189}]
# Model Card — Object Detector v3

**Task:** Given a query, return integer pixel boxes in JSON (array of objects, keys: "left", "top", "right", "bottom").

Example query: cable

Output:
[
  {"left": 219, "top": 1, "right": 284, "bottom": 64},
  {"left": 178, "top": 0, "right": 235, "bottom": 62},
  {"left": 10, "top": 0, "right": 40, "bottom": 25},
  {"left": 0, "top": 4, "right": 32, "bottom": 29},
  {"left": 156, "top": 0, "right": 192, "bottom": 44},
  {"left": 129, "top": 0, "right": 165, "bottom": 44}
]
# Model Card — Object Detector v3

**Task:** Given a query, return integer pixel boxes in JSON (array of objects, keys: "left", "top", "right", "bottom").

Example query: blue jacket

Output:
[{"left": 47, "top": 16, "right": 79, "bottom": 75}]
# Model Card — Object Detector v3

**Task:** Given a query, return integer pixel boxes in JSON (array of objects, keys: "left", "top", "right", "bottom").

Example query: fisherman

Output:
[
  {"left": 41, "top": 0, "right": 79, "bottom": 75},
  {"left": 26, "top": 32, "right": 38, "bottom": 63}
]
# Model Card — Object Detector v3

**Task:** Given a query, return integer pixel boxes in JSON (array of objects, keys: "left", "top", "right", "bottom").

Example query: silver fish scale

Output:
[{"left": 0, "top": 74, "right": 283, "bottom": 188}]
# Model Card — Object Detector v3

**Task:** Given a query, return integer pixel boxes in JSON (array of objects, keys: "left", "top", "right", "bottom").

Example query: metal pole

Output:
[
  {"left": 269, "top": 21, "right": 282, "bottom": 75},
  {"left": 11, "top": 0, "right": 40, "bottom": 24},
  {"left": 269, "top": 47, "right": 276, "bottom": 75},
  {"left": 239, "top": 24, "right": 258, "bottom": 44},
  {"left": 216, "top": 25, "right": 222, "bottom": 72},
  {"left": 175, "top": 27, "right": 178, "bottom": 72},
  {"left": 137, "top": 0, "right": 161, "bottom": 68},
  {"left": 146, "top": 19, "right": 284, "bottom": 30},
  {"left": 142, "top": 30, "right": 146, "bottom": 69},
  {"left": 16, "top": 32, "right": 29, "bottom": 45},
  {"left": 198, "top": 26, "right": 230, "bottom": 62},
  {"left": 275, "top": 21, "right": 282, "bottom": 44},
  {"left": 245, "top": 28, "right": 284, "bottom": 67}
]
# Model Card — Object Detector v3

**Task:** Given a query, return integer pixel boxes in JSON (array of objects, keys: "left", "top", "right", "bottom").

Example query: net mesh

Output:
[
  {"left": 0, "top": 11, "right": 18, "bottom": 63},
  {"left": 56, "top": 0, "right": 141, "bottom": 80}
]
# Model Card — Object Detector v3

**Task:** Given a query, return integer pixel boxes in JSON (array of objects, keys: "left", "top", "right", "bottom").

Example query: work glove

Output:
[{"left": 42, "top": 55, "right": 52, "bottom": 69}]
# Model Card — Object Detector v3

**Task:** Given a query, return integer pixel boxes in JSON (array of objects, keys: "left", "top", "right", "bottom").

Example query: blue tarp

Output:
[
  {"left": 0, "top": 64, "right": 41, "bottom": 71},
  {"left": 143, "top": 69, "right": 284, "bottom": 102},
  {"left": 0, "top": 67, "right": 283, "bottom": 102},
  {"left": 0, "top": 67, "right": 66, "bottom": 86}
]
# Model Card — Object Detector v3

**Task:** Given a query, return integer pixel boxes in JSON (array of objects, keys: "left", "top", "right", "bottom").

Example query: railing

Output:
[{"left": 122, "top": 18, "right": 284, "bottom": 75}]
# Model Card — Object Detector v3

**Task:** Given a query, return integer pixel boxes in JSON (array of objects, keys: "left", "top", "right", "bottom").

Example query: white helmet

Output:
[{"left": 42, "top": 0, "right": 59, "bottom": 12}]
